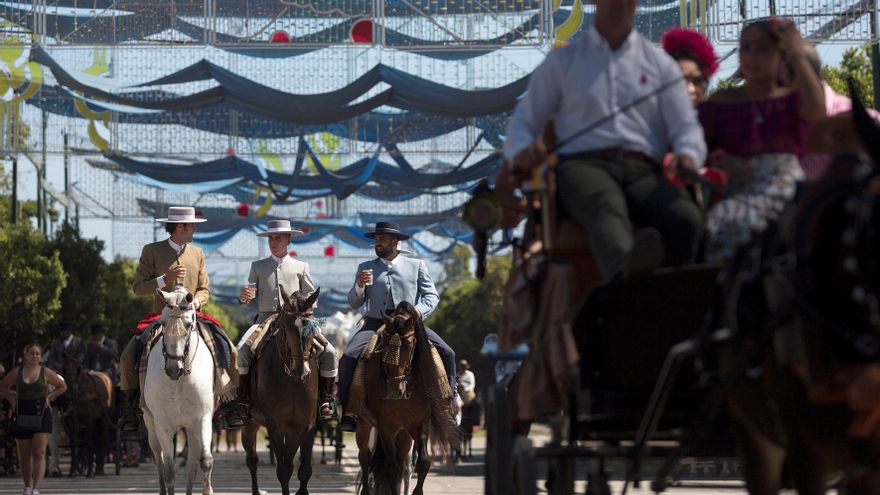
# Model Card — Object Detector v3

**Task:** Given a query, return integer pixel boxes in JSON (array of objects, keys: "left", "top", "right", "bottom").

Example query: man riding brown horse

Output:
[{"left": 340, "top": 222, "right": 458, "bottom": 432}]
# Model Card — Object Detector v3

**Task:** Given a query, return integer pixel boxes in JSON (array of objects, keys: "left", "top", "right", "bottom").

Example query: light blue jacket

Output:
[{"left": 347, "top": 255, "right": 440, "bottom": 319}]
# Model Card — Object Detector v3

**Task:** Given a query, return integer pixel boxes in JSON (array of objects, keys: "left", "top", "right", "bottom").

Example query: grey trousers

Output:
[{"left": 556, "top": 156, "right": 703, "bottom": 282}]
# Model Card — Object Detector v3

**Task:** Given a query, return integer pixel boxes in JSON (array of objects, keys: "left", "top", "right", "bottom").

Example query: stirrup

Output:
[{"left": 319, "top": 397, "right": 337, "bottom": 420}]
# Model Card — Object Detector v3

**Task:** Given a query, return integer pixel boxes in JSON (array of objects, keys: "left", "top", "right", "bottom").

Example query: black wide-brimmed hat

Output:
[{"left": 364, "top": 221, "right": 410, "bottom": 240}]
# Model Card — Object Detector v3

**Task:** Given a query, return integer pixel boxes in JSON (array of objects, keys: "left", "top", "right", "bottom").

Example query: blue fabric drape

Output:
[{"left": 32, "top": 46, "right": 529, "bottom": 124}]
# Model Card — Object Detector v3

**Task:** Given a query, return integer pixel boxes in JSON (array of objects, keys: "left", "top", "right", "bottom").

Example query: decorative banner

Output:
[
  {"left": 306, "top": 132, "right": 341, "bottom": 173},
  {"left": 254, "top": 141, "right": 284, "bottom": 217},
  {"left": 74, "top": 97, "right": 111, "bottom": 150},
  {"left": 554, "top": 0, "right": 584, "bottom": 41},
  {"left": 0, "top": 23, "right": 43, "bottom": 151}
]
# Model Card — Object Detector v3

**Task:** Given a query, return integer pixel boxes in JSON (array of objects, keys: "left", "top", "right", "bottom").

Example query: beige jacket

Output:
[
  {"left": 243, "top": 256, "right": 316, "bottom": 324},
  {"left": 132, "top": 240, "right": 210, "bottom": 313}
]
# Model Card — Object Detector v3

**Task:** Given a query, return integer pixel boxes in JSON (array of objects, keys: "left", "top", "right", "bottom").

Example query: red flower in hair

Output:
[{"left": 661, "top": 28, "right": 719, "bottom": 78}]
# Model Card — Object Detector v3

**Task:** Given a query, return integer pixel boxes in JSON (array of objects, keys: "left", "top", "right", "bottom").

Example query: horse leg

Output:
[
  {"left": 411, "top": 433, "right": 430, "bottom": 495},
  {"left": 356, "top": 423, "right": 373, "bottom": 495},
  {"left": 65, "top": 414, "right": 77, "bottom": 478},
  {"left": 295, "top": 427, "right": 317, "bottom": 495},
  {"left": 186, "top": 415, "right": 213, "bottom": 495},
  {"left": 148, "top": 418, "right": 177, "bottom": 495},
  {"left": 732, "top": 419, "right": 785, "bottom": 495},
  {"left": 267, "top": 425, "right": 293, "bottom": 495},
  {"left": 242, "top": 420, "right": 261, "bottom": 495}
]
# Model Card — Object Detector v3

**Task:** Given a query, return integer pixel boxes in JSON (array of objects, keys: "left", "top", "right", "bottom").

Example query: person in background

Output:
[
  {"left": 662, "top": 27, "right": 719, "bottom": 105},
  {"left": 45, "top": 322, "right": 83, "bottom": 478},
  {"left": 83, "top": 325, "right": 119, "bottom": 382},
  {"left": 699, "top": 18, "right": 825, "bottom": 261},
  {"left": 0, "top": 344, "right": 67, "bottom": 495}
]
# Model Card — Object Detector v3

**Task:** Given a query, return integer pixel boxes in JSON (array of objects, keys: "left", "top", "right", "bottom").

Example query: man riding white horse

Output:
[
  {"left": 504, "top": 0, "right": 707, "bottom": 282},
  {"left": 120, "top": 206, "right": 242, "bottom": 431},
  {"left": 235, "top": 219, "right": 338, "bottom": 420},
  {"left": 339, "top": 221, "right": 458, "bottom": 432}
]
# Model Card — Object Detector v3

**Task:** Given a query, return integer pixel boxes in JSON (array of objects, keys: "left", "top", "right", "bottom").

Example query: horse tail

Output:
[{"left": 407, "top": 305, "right": 461, "bottom": 460}]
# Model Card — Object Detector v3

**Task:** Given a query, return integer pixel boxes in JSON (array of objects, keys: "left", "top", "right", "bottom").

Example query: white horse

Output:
[{"left": 143, "top": 287, "right": 215, "bottom": 495}]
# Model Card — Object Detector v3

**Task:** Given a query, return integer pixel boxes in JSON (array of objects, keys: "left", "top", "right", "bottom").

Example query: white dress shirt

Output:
[
  {"left": 271, "top": 253, "right": 290, "bottom": 266},
  {"left": 503, "top": 25, "right": 706, "bottom": 166}
]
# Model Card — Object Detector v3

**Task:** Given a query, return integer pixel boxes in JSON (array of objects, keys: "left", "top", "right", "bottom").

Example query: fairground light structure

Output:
[{"left": 1, "top": 0, "right": 876, "bottom": 312}]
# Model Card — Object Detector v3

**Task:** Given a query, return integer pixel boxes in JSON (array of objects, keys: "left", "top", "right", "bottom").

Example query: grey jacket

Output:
[
  {"left": 243, "top": 257, "right": 316, "bottom": 324},
  {"left": 347, "top": 255, "right": 439, "bottom": 319}
]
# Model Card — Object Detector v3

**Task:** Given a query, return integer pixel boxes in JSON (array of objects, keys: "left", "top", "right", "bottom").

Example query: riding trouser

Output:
[
  {"left": 555, "top": 155, "right": 704, "bottom": 283},
  {"left": 119, "top": 335, "right": 142, "bottom": 391},
  {"left": 338, "top": 317, "right": 456, "bottom": 407},
  {"left": 236, "top": 323, "right": 338, "bottom": 378}
]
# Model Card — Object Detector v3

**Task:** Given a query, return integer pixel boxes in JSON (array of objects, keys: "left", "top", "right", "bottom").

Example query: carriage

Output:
[
  {"left": 471, "top": 95, "right": 880, "bottom": 495},
  {"left": 467, "top": 152, "right": 743, "bottom": 494}
]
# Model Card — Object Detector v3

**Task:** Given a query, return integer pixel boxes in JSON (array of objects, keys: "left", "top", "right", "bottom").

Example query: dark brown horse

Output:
[
  {"left": 722, "top": 97, "right": 880, "bottom": 494},
  {"left": 242, "top": 287, "right": 320, "bottom": 495},
  {"left": 356, "top": 302, "right": 459, "bottom": 495},
  {"left": 62, "top": 357, "right": 113, "bottom": 478}
]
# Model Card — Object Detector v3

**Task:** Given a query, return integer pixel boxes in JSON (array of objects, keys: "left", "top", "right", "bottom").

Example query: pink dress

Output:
[{"left": 698, "top": 91, "right": 809, "bottom": 260}]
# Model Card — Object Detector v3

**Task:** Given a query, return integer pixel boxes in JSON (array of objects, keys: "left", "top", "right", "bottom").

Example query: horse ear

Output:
[
  {"left": 382, "top": 312, "right": 393, "bottom": 328},
  {"left": 185, "top": 293, "right": 193, "bottom": 303},
  {"left": 157, "top": 288, "right": 170, "bottom": 300},
  {"left": 849, "top": 77, "right": 880, "bottom": 168},
  {"left": 279, "top": 284, "right": 292, "bottom": 309},
  {"left": 304, "top": 287, "right": 320, "bottom": 309}
]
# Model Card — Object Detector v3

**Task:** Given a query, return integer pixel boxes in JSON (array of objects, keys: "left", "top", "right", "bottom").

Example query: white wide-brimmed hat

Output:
[
  {"left": 156, "top": 206, "right": 207, "bottom": 223},
  {"left": 256, "top": 219, "right": 304, "bottom": 237}
]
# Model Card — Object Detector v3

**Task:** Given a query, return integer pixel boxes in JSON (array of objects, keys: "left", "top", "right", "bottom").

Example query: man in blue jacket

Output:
[{"left": 340, "top": 222, "right": 456, "bottom": 431}]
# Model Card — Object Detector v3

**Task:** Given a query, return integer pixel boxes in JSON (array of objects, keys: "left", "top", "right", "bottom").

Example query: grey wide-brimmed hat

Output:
[
  {"left": 156, "top": 206, "right": 207, "bottom": 223},
  {"left": 364, "top": 221, "right": 410, "bottom": 240},
  {"left": 256, "top": 219, "right": 304, "bottom": 237}
]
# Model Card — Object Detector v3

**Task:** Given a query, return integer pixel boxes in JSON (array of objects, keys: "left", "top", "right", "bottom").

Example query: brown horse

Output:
[
  {"left": 722, "top": 99, "right": 880, "bottom": 494},
  {"left": 242, "top": 287, "right": 321, "bottom": 495},
  {"left": 62, "top": 357, "right": 113, "bottom": 478},
  {"left": 356, "top": 302, "right": 459, "bottom": 495}
]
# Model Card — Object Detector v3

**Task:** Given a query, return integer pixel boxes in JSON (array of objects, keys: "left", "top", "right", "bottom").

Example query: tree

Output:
[
  {"left": 822, "top": 44, "right": 874, "bottom": 108},
  {"left": 98, "top": 258, "right": 153, "bottom": 344},
  {"left": 0, "top": 223, "right": 66, "bottom": 366},
  {"left": 47, "top": 222, "right": 107, "bottom": 331},
  {"left": 427, "top": 253, "right": 511, "bottom": 395}
]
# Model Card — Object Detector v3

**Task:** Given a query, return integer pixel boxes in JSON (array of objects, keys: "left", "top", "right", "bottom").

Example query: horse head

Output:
[
  {"left": 157, "top": 286, "right": 196, "bottom": 380},
  {"left": 791, "top": 87, "right": 880, "bottom": 361},
  {"left": 380, "top": 302, "right": 420, "bottom": 400},
  {"left": 277, "top": 285, "right": 320, "bottom": 380}
]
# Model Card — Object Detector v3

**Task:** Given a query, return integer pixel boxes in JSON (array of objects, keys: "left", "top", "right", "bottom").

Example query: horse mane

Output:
[{"left": 395, "top": 302, "right": 460, "bottom": 459}]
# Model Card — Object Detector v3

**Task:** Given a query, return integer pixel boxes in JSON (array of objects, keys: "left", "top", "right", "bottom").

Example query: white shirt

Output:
[
  {"left": 503, "top": 25, "right": 706, "bottom": 166},
  {"left": 271, "top": 253, "right": 291, "bottom": 266},
  {"left": 354, "top": 255, "right": 400, "bottom": 297},
  {"left": 156, "top": 238, "right": 187, "bottom": 288},
  {"left": 457, "top": 369, "right": 476, "bottom": 393},
  {"left": 63, "top": 334, "right": 73, "bottom": 348}
]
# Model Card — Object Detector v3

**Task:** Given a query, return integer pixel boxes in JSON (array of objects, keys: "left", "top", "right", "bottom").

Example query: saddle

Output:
[
  {"left": 346, "top": 325, "right": 453, "bottom": 419},
  {"left": 251, "top": 314, "right": 330, "bottom": 366},
  {"left": 136, "top": 315, "right": 239, "bottom": 404}
]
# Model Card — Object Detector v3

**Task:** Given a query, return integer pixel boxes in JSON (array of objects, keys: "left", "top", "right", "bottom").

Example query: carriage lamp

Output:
[{"left": 463, "top": 181, "right": 503, "bottom": 280}]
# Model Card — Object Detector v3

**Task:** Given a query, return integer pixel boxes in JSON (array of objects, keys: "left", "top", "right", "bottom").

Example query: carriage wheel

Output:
[
  {"left": 485, "top": 384, "right": 513, "bottom": 495},
  {"left": 512, "top": 437, "right": 537, "bottom": 495}
]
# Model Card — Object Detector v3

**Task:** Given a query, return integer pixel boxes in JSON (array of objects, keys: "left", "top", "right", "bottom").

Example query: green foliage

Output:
[
  {"left": 0, "top": 223, "right": 66, "bottom": 365},
  {"left": 47, "top": 222, "right": 106, "bottom": 329},
  {"left": 201, "top": 300, "right": 248, "bottom": 341},
  {"left": 822, "top": 44, "right": 874, "bottom": 109},
  {"left": 97, "top": 257, "right": 152, "bottom": 344},
  {"left": 427, "top": 254, "right": 511, "bottom": 395}
]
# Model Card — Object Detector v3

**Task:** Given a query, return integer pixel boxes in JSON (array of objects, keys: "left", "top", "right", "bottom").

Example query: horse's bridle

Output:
[
  {"left": 275, "top": 313, "right": 309, "bottom": 378},
  {"left": 161, "top": 308, "right": 196, "bottom": 379}
]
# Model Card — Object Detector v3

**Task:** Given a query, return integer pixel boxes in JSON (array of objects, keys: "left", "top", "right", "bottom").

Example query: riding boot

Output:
[
  {"left": 121, "top": 389, "right": 142, "bottom": 432},
  {"left": 319, "top": 376, "right": 337, "bottom": 420}
]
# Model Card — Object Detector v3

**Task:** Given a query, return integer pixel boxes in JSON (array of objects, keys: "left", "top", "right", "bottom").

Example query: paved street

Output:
[{"left": 0, "top": 430, "right": 762, "bottom": 494}]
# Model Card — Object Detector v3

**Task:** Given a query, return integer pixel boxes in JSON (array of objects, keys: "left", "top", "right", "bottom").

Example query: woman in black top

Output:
[{"left": 0, "top": 344, "right": 67, "bottom": 495}]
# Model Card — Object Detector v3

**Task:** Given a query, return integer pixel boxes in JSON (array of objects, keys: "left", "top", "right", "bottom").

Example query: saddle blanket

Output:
[{"left": 136, "top": 312, "right": 239, "bottom": 403}]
